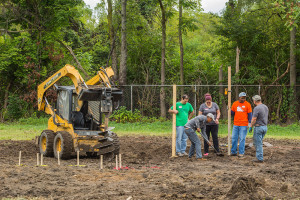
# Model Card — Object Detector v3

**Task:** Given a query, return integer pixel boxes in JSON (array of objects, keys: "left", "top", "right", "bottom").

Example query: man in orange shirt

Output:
[{"left": 231, "top": 92, "right": 252, "bottom": 157}]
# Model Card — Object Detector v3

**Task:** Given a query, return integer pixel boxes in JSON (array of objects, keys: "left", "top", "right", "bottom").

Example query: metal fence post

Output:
[
  {"left": 194, "top": 85, "right": 197, "bottom": 111},
  {"left": 130, "top": 85, "right": 133, "bottom": 111},
  {"left": 258, "top": 85, "right": 261, "bottom": 96}
]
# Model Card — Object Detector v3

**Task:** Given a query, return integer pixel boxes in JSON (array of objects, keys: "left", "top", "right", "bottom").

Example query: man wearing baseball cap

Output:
[
  {"left": 249, "top": 95, "right": 269, "bottom": 163},
  {"left": 184, "top": 113, "right": 215, "bottom": 160},
  {"left": 230, "top": 92, "right": 252, "bottom": 157}
]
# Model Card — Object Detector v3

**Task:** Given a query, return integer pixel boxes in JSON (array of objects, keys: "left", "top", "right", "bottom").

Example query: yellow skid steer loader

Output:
[{"left": 36, "top": 64, "right": 122, "bottom": 159}]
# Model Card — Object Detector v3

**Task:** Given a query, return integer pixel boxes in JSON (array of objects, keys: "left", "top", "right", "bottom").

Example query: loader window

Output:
[
  {"left": 72, "top": 94, "right": 78, "bottom": 111},
  {"left": 57, "top": 90, "right": 70, "bottom": 120}
]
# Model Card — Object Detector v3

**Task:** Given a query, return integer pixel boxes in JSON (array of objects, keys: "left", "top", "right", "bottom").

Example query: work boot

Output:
[
  {"left": 252, "top": 159, "right": 264, "bottom": 163},
  {"left": 230, "top": 153, "right": 237, "bottom": 156},
  {"left": 238, "top": 154, "right": 244, "bottom": 158},
  {"left": 196, "top": 158, "right": 207, "bottom": 161}
]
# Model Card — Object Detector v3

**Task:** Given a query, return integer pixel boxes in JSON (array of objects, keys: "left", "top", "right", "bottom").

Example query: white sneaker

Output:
[
  {"left": 176, "top": 152, "right": 184, "bottom": 157},
  {"left": 182, "top": 152, "right": 188, "bottom": 156}
]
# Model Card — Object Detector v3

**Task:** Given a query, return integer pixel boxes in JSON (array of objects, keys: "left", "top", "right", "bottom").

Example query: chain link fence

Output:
[{"left": 118, "top": 85, "right": 300, "bottom": 124}]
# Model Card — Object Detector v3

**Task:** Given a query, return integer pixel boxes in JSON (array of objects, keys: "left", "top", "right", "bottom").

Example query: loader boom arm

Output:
[
  {"left": 86, "top": 66, "right": 114, "bottom": 88},
  {"left": 37, "top": 64, "right": 86, "bottom": 113}
]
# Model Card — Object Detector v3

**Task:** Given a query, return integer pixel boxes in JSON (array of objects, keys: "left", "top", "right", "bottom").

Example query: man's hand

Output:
[
  {"left": 248, "top": 123, "right": 251, "bottom": 128},
  {"left": 248, "top": 127, "right": 253, "bottom": 133},
  {"left": 196, "top": 128, "right": 201, "bottom": 133},
  {"left": 173, "top": 110, "right": 178, "bottom": 114},
  {"left": 215, "top": 119, "right": 219, "bottom": 125}
]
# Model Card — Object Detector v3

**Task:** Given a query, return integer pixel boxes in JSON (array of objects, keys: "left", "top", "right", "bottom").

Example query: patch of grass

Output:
[{"left": 0, "top": 117, "right": 299, "bottom": 140}]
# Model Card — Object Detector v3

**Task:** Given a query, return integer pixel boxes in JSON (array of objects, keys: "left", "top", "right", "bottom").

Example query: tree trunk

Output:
[
  {"left": 179, "top": 0, "right": 184, "bottom": 96},
  {"left": 107, "top": 0, "right": 118, "bottom": 81},
  {"left": 1, "top": 82, "right": 11, "bottom": 122},
  {"left": 158, "top": 0, "right": 166, "bottom": 118},
  {"left": 119, "top": 0, "right": 127, "bottom": 85},
  {"left": 219, "top": 66, "right": 227, "bottom": 119},
  {"left": 287, "top": 26, "right": 297, "bottom": 123},
  {"left": 235, "top": 46, "right": 240, "bottom": 100}
]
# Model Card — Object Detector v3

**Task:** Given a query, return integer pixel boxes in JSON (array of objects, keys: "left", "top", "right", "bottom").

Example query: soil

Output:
[{"left": 0, "top": 136, "right": 299, "bottom": 200}]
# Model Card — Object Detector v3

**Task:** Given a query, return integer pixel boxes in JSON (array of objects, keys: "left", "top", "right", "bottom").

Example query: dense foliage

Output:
[{"left": 0, "top": 0, "right": 299, "bottom": 123}]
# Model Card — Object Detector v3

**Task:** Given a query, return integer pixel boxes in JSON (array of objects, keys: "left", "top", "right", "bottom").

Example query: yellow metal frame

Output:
[{"left": 37, "top": 64, "right": 116, "bottom": 151}]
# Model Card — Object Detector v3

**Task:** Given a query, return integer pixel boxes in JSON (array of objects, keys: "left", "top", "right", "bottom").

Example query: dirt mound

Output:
[{"left": 226, "top": 176, "right": 266, "bottom": 199}]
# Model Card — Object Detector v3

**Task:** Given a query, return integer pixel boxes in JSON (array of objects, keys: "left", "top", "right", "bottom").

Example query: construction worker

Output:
[
  {"left": 184, "top": 113, "right": 215, "bottom": 160},
  {"left": 199, "top": 93, "right": 221, "bottom": 156},
  {"left": 230, "top": 92, "right": 252, "bottom": 157},
  {"left": 168, "top": 94, "right": 194, "bottom": 156},
  {"left": 249, "top": 95, "right": 269, "bottom": 163}
]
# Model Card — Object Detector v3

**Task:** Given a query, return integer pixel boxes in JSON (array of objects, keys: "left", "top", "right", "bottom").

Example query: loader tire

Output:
[
  {"left": 53, "top": 131, "right": 73, "bottom": 160},
  {"left": 39, "top": 130, "right": 55, "bottom": 157},
  {"left": 111, "top": 132, "right": 120, "bottom": 155}
]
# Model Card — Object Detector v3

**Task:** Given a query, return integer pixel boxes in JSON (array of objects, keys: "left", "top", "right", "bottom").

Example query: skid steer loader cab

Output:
[{"left": 36, "top": 64, "right": 122, "bottom": 160}]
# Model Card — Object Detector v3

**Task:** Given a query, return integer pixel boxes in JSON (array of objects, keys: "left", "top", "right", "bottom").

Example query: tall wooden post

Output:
[
  {"left": 172, "top": 85, "right": 177, "bottom": 157},
  {"left": 228, "top": 66, "right": 232, "bottom": 155}
]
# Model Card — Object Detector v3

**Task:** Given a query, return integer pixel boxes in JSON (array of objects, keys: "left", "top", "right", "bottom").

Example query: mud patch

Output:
[
  {"left": 0, "top": 137, "right": 299, "bottom": 199},
  {"left": 226, "top": 176, "right": 265, "bottom": 199}
]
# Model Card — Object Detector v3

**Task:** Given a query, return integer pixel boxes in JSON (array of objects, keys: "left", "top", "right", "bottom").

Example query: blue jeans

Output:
[
  {"left": 231, "top": 125, "right": 248, "bottom": 155},
  {"left": 176, "top": 126, "right": 188, "bottom": 153},
  {"left": 253, "top": 126, "right": 267, "bottom": 161},
  {"left": 184, "top": 128, "right": 202, "bottom": 158}
]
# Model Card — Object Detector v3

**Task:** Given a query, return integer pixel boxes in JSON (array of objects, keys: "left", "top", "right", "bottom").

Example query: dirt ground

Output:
[{"left": 0, "top": 136, "right": 299, "bottom": 200}]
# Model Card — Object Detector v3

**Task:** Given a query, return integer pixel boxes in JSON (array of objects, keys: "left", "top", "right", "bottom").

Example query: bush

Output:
[
  {"left": 6, "top": 94, "right": 28, "bottom": 120},
  {"left": 110, "top": 106, "right": 166, "bottom": 123}
]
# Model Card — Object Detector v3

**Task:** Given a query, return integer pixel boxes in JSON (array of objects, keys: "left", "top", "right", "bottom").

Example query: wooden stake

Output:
[
  {"left": 100, "top": 155, "right": 103, "bottom": 170},
  {"left": 18, "top": 151, "right": 21, "bottom": 166},
  {"left": 172, "top": 84, "right": 177, "bottom": 157},
  {"left": 228, "top": 66, "right": 232, "bottom": 156},
  {"left": 41, "top": 154, "right": 44, "bottom": 166},
  {"left": 77, "top": 151, "right": 79, "bottom": 166},
  {"left": 57, "top": 151, "right": 60, "bottom": 166},
  {"left": 115, "top": 155, "right": 118, "bottom": 170},
  {"left": 37, "top": 153, "right": 40, "bottom": 166},
  {"left": 119, "top": 154, "right": 122, "bottom": 169}
]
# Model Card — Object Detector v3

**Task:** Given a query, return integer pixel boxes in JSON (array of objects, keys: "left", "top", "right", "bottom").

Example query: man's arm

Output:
[
  {"left": 250, "top": 117, "right": 257, "bottom": 127},
  {"left": 168, "top": 108, "right": 178, "bottom": 114},
  {"left": 248, "top": 112, "right": 253, "bottom": 123}
]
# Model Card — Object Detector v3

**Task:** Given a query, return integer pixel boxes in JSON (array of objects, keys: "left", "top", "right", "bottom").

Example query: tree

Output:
[
  {"left": 107, "top": 0, "right": 118, "bottom": 81},
  {"left": 158, "top": 0, "right": 167, "bottom": 118},
  {"left": 179, "top": 0, "right": 184, "bottom": 95},
  {"left": 119, "top": 0, "right": 127, "bottom": 85}
]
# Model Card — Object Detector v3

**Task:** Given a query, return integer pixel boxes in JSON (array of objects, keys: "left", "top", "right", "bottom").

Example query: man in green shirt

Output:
[{"left": 169, "top": 94, "right": 194, "bottom": 156}]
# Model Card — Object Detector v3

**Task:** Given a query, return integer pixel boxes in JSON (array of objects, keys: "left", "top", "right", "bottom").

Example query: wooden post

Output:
[
  {"left": 228, "top": 66, "right": 232, "bottom": 156},
  {"left": 77, "top": 151, "right": 80, "bottom": 166},
  {"left": 115, "top": 155, "right": 118, "bottom": 170},
  {"left": 119, "top": 154, "right": 122, "bottom": 169},
  {"left": 100, "top": 155, "right": 103, "bottom": 170},
  {"left": 172, "top": 84, "right": 177, "bottom": 157},
  {"left": 18, "top": 151, "right": 21, "bottom": 166},
  {"left": 37, "top": 153, "right": 40, "bottom": 166},
  {"left": 41, "top": 154, "right": 44, "bottom": 166},
  {"left": 219, "top": 65, "right": 227, "bottom": 119},
  {"left": 57, "top": 151, "right": 60, "bottom": 166}
]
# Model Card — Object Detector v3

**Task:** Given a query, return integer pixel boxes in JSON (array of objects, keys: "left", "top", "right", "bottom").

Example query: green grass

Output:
[{"left": 0, "top": 117, "right": 299, "bottom": 140}]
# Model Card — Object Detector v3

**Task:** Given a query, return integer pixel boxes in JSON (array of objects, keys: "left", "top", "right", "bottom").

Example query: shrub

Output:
[{"left": 6, "top": 94, "right": 28, "bottom": 120}]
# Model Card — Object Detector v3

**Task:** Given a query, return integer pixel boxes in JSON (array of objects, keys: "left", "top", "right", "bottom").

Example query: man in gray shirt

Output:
[
  {"left": 184, "top": 113, "right": 214, "bottom": 160},
  {"left": 249, "top": 95, "right": 269, "bottom": 163}
]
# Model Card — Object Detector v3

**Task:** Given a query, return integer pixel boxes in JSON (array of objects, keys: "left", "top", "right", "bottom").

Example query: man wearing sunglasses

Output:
[{"left": 230, "top": 92, "right": 252, "bottom": 157}]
